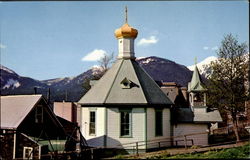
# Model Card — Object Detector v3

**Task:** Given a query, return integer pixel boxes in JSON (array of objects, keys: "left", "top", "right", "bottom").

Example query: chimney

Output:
[
  {"left": 47, "top": 88, "right": 51, "bottom": 103},
  {"left": 181, "top": 87, "right": 188, "bottom": 101},
  {"left": 34, "top": 87, "right": 37, "bottom": 94}
]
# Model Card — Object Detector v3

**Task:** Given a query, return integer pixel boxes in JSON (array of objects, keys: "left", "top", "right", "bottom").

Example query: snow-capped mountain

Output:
[
  {"left": 187, "top": 56, "right": 218, "bottom": 77},
  {"left": 1, "top": 56, "right": 195, "bottom": 102}
]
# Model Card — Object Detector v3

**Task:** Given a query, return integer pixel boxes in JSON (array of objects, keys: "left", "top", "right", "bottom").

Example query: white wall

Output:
[
  {"left": 107, "top": 108, "right": 146, "bottom": 149},
  {"left": 81, "top": 107, "right": 172, "bottom": 149},
  {"left": 81, "top": 107, "right": 105, "bottom": 147},
  {"left": 173, "top": 123, "right": 208, "bottom": 146},
  {"left": 146, "top": 108, "right": 171, "bottom": 149}
]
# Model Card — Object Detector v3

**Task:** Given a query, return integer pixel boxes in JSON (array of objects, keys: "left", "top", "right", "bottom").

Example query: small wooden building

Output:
[
  {"left": 78, "top": 11, "right": 173, "bottom": 151},
  {"left": 0, "top": 95, "right": 68, "bottom": 159},
  {"left": 172, "top": 65, "right": 222, "bottom": 146}
]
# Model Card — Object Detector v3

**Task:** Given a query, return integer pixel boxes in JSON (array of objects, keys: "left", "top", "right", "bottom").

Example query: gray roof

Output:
[
  {"left": 78, "top": 59, "right": 173, "bottom": 106},
  {"left": 188, "top": 65, "right": 206, "bottom": 92},
  {"left": 0, "top": 95, "right": 42, "bottom": 129},
  {"left": 172, "top": 108, "right": 222, "bottom": 123}
]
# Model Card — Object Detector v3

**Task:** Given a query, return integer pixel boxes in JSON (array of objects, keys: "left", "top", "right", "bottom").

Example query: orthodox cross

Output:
[{"left": 125, "top": 6, "right": 128, "bottom": 23}]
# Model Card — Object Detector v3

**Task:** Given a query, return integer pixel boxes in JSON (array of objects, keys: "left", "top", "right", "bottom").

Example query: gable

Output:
[
  {"left": 78, "top": 59, "right": 173, "bottom": 106},
  {"left": 0, "top": 95, "right": 42, "bottom": 129}
]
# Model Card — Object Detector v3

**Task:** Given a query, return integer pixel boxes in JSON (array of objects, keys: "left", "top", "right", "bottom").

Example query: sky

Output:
[{"left": 0, "top": 1, "right": 249, "bottom": 80}]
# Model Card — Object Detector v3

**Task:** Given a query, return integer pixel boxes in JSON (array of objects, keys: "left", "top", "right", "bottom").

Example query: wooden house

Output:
[{"left": 0, "top": 95, "right": 69, "bottom": 159}]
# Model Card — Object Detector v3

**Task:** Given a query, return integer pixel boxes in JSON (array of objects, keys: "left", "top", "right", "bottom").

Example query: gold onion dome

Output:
[
  {"left": 115, "top": 23, "right": 138, "bottom": 39},
  {"left": 114, "top": 6, "right": 138, "bottom": 39}
]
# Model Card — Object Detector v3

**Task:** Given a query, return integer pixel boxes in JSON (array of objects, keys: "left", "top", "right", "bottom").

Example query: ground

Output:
[{"left": 110, "top": 141, "right": 249, "bottom": 159}]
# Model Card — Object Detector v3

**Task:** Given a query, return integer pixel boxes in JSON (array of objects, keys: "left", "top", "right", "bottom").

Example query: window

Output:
[
  {"left": 120, "top": 110, "right": 132, "bottom": 137},
  {"left": 35, "top": 105, "right": 43, "bottom": 123},
  {"left": 120, "top": 77, "right": 132, "bottom": 89},
  {"left": 23, "top": 147, "right": 33, "bottom": 159},
  {"left": 89, "top": 111, "right": 96, "bottom": 135},
  {"left": 155, "top": 109, "right": 163, "bottom": 136}
]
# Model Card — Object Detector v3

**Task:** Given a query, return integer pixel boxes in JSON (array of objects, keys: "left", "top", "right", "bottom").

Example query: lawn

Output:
[{"left": 150, "top": 143, "right": 250, "bottom": 159}]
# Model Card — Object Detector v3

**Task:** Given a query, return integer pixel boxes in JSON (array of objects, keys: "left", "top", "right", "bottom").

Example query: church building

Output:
[
  {"left": 78, "top": 8, "right": 222, "bottom": 150},
  {"left": 78, "top": 8, "right": 173, "bottom": 150}
]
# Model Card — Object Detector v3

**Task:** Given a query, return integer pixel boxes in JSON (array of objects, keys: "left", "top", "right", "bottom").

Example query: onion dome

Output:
[
  {"left": 114, "top": 23, "right": 138, "bottom": 39},
  {"left": 114, "top": 6, "right": 138, "bottom": 39}
]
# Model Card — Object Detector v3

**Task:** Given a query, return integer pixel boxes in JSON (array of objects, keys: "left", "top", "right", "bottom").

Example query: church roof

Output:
[
  {"left": 172, "top": 108, "right": 222, "bottom": 123},
  {"left": 188, "top": 65, "right": 206, "bottom": 92},
  {"left": 78, "top": 59, "right": 173, "bottom": 107}
]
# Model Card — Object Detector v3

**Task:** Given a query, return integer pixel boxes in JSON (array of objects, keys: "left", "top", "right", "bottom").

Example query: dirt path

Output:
[{"left": 113, "top": 141, "right": 249, "bottom": 159}]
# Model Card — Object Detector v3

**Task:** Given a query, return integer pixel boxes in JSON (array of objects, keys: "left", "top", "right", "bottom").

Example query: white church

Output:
[{"left": 78, "top": 8, "right": 222, "bottom": 151}]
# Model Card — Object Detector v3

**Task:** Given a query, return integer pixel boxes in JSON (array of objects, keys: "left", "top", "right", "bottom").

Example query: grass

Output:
[
  {"left": 112, "top": 143, "right": 250, "bottom": 159},
  {"left": 150, "top": 143, "right": 250, "bottom": 159}
]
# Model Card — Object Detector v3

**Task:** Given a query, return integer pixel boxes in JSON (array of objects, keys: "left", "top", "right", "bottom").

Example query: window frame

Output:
[
  {"left": 89, "top": 111, "right": 96, "bottom": 136},
  {"left": 35, "top": 105, "right": 43, "bottom": 124},
  {"left": 155, "top": 109, "right": 163, "bottom": 137},
  {"left": 23, "top": 147, "right": 33, "bottom": 159},
  {"left": 119, "top": 109, "right": 132, "bottom": 138}
]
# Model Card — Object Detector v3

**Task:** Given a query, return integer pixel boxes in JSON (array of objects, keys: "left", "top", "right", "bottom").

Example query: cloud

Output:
[
  {"left": 81, "top": 49, "right": 106, "bottom": 61},
  {"left": 203, "top": 46, "right": 209, "bottom": 50},
  {"left": 0, "top": 43, "right": 6, "bottom": 49},
  {"left": 137, "top": 36, "right": 158, "bottom": 46},
  {"left": 211, "top": 46, "right": 218, "bottom": 51}
]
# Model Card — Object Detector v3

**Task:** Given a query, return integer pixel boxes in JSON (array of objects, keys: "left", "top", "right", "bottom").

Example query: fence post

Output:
[
  {"left": 136, "top": 142, "right": 139, "bottom": 156},
  {"left": 184, "top": 135, "right": 187, "bottom": 149},
  {"left": 90, "top": 148, "right": 94, "bottom": 160}
]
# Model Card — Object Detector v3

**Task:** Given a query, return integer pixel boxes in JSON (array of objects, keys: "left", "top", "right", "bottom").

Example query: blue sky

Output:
[{"left": 0, "top": 1, "right": 249, "bottom": 80}]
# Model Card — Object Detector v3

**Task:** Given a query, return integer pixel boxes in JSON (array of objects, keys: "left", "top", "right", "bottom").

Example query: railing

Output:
[
  {"left": 211, "top": 122, "right": 249, "bottom": 135},
  {"left": 193, "top": 102, "right": 205, "bottom": 106}
]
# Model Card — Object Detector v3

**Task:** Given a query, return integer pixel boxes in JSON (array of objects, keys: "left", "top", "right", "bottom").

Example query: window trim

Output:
[
  {"left": 35, "top": 105, "right": 43, "bottom": 124},
  {"left": 23, "top": 147, "right": 33, "bottom": 159},
  {"left": 119, "top": 109, "right": 132, "bottom": 138},
  {"left": 89, "top": 111, "right": 96, "bottom": 136},
  {"left": 155, "top": 109, "right": 163, "bottom": 137}
]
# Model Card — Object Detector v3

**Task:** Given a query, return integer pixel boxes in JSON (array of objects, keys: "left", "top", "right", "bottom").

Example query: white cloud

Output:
[
  {"left": 211, "top": 46, "right": 218, "bottom": 51},
  {"left": 203, "top": 46, "right": 209, "bottom": 50},
  {"left": 81, "top": 49, "right": 106, "bottom": 61},
  {"left": 0, "top": 44, "right": 6, "bottom": 49},
  {"left": 137, "top": 36, "right": 158, "bottom": 46}
]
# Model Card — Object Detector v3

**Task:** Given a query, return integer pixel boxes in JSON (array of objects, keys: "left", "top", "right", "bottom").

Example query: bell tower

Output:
[{"left": 188, "top": 58, "right": 207, "bottom": 112}]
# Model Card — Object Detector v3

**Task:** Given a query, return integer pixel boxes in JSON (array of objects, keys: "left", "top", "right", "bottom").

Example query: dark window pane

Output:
[
  {"left": 89, "top": 111, "right": 96, "bottom": 135},
  {"left": 120, "top": 111, "right": 131, "bottom": 136},
  {"left": 155, "top": 110, "right": 163, "bottom": 136}
]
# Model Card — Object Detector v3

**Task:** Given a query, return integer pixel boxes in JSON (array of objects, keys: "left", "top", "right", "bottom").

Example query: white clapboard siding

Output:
[
  {"left": 173, "top": 123, "right": 208, "bottom": 146},
  {"left": 146, "top": 108, "right": 171, "bottom": 149},
  {"left": 81, "top": 107, "right": 105, "bottom": 147},
  {"left": 107, "top": 108, "right": 146, "bottom": 149}
]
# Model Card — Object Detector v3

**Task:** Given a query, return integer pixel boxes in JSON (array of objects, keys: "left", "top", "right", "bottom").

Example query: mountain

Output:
[
  {"left": 137, "top": 56, "right": 192, "bottom": 86},
  {"left": 187, "top": 56, "right": 217, "bottom": 77},
  {"left": 0, "top": 65, "right": 48, "bottom": 95},
  {"left": 1, "top": 56, "right": 194, "bottom": 102}
]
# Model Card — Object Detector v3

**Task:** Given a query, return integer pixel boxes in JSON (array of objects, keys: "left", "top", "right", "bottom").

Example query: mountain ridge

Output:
[{"left": 1, "top": 56, "right": 195, "bottom": 102}]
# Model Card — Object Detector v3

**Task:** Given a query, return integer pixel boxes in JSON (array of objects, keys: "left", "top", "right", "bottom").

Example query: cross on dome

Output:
[{"left": 114, "top": 6, "right": 138, "bottom": 39}]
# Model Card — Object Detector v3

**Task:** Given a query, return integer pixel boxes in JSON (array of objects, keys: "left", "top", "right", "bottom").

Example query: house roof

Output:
[
  {"left": 78, "top": 59, "right": 173, "bottom": 107},
  {"left": 1, "top": 95, "right": 42, "bottom": 129},
  {"left": 172, "top": 108, "right": 222, "bottom": 123},
  {"left": 188, "top": 65, "right": 206, "bottom": 92}
]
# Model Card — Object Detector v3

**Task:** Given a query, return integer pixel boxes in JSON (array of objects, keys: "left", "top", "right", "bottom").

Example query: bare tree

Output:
[
  {"left": 83, "top": 52, "right": 115, "bottom": 92},
  {"left": 98, "top": 52, "right": 115, "bottom": 73},
  {"left": 207, "top": 34, "right": 248, "bottom": 142}
]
